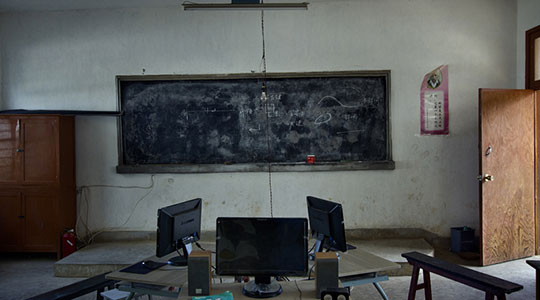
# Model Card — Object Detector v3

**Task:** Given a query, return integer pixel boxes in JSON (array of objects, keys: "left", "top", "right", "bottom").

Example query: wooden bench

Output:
[
  {"left": 26, "top": 272, "right": 118, "bottom": 300},
  {"left": 402, "top": 251, "right": 523, "bottom": 300}
]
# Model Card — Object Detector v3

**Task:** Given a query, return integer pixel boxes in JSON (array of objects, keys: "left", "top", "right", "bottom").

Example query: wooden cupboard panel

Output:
[
  {"left": 0, "top": 115, "right": 75, "bottom": 256},
  {"left": 479, "top": 89, "right": 535, "bottom": 265},
  {"left": 23, "top": 191, "right": 58, "bottom": 250},
  {"left": 22, "top": 118, "right": 58, "bottom": 184},
  {"left": 0, "top": 192, "right": 22, "bottom": 250},
  {"left": 0, "top": 118, "right": 19, "bottom": 183}
]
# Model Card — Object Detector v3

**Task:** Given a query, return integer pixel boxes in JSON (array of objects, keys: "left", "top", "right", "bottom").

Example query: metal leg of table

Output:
[
  {"left": 373, "top": 282, "right": 389, "bottom": 300},
  {"left": 341, "top": 272, "right": 390, "bottom": 300},
  {"left": 126, "top": 292, "right": 136, "bottom": 300}
]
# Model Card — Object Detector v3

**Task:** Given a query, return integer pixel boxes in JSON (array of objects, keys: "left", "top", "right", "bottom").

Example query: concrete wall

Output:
[
  {"left": 0, "top": 0, "right": 517, "bottom": 237},
  {"left": 517, "top": 0, "right": 540, "bottom": 88}
]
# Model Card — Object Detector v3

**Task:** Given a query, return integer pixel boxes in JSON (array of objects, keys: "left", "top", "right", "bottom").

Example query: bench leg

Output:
[
  {"left": 96, "top": 287, "right": 105, "bottom": 300},
  {"left": 407, "top": 266, "right": 433, "bottom": 300},
  {"left": 408, "top": 266, "right": 420, "bottom": 300},
  {"left": 537, "top": 269, "right": 540, "bottom": 300},
  {"left": 423, "top": 270, "right": 432, "bottom": 300}
]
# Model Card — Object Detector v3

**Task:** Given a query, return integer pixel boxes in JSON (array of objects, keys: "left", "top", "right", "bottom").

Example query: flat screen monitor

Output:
[
  {"left": 156, "top": 198, "right": 202, "bottom": 266},
  {"left": 306, "top": 196, "right": 348, "bottom": 253},
  {"left": 216, "top": 217, "right": 308, "bottom": 298}
]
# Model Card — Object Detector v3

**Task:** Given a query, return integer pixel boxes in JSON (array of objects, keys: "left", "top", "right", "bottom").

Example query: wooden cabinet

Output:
[
  {"left": 0, "top": 118, "right": 19, "bottom": 184},
  {"left": 0, "top": 115, "right": 75, "bottom": 257},
  {"left": 0, "top": 191, "right": 23, "bottom": 250}
]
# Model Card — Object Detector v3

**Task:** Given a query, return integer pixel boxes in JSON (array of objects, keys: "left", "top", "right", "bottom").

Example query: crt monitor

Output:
[
  {"left": 216, "top": 217, "right": 308, "bottom": 298},
  {"left": 307, "top": 196, "right": 352, "bottom": 254},
  {"left": 156, "top": 198, "right": 202, "bottom": 266}
]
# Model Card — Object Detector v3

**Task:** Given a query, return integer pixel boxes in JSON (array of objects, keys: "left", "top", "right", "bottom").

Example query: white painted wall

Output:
[
  {"left": 0, "top": 0, "right": 518, "bottom": 237},
  {"left": 517, "top": 0, "right": 540, "bottom": 88}
]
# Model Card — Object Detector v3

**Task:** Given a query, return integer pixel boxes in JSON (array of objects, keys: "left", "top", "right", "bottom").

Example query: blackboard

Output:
[{"left": 117, "top": 71, "right": 393, "bottom": 173}]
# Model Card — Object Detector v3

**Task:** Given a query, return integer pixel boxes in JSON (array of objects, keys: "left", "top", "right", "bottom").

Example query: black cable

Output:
[
  {"left": 307, "top": 264, "right": 316, "bottom": 280},
  {"left": 260, "top": 0, "right": 273, "bottom": 218},
  {"left": 308, "top": 242, "right": 316, "bottom": 254},
  {"left": 294, "top": 280, "right": 302, "bottom": 300},
  {"left": 195, "top": 241, "right": 216, "bottom": 253}
]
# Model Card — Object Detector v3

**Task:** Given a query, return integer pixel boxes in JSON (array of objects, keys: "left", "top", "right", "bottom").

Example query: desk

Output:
[
  {"left": 337, "top": 248, "right": 400, "bottom": 300},
  {"left": 106, "top": 252, "right": 187, "bottom": 299},
  {"left": 106, "top": 244, "right": 399, "bottom": 300},
  {"left": 177, "top": 281, "right": 317, "bottom": 300}
]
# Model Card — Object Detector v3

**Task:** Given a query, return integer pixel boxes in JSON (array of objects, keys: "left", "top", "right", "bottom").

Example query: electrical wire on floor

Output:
[
  {"left": 294, "top": 280, "right": 302, "bottom": 300},
  {"left": 75, "top": 175, "right": 156, "bottom": 246}
]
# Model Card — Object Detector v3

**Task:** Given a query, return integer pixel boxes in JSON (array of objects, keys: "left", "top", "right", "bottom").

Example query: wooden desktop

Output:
[{"left": 106, "top": 242, "right": 399, "bottom": 300}]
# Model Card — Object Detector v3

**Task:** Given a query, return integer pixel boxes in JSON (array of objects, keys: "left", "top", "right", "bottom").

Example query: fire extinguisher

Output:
[{"left": 61, "top": 229, "right": 77, "bottom": 258}]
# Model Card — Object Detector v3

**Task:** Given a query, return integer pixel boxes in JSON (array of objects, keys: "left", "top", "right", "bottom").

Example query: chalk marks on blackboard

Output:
[
  {"left": 336, "top": 129, "right": 365, "bottom": 135},
  {"left": 186, "top": 108, "right": 237, "bottom": 114},
  {"left": 318, "top": 95, "right": 361, "bottom": 108},
  {"left": 314, "top": 113, "right": 333, "bottom": 125}
]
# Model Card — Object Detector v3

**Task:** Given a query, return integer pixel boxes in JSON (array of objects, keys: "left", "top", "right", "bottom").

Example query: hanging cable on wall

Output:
[
  {"left": 76, "top": 175, "right": 156, "bottom": 245},
  {"left": 260, "top": 4, "right": 274, "bottom": 217}
]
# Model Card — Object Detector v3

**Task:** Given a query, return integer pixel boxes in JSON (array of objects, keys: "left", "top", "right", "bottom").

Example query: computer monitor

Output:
[
  {"left": 216, "top": 217, "right": 308, "bottom": 298},
  {"left": 306, "top": 196, "right": 349, "bottom": 254},
  {"left": 156, "top": 198, "right": 202, "bottom": 266}
]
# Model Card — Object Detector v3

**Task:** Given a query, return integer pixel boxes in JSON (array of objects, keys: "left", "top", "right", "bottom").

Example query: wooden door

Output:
[
  {"left": 0, "top": 117, "right": 20, "bottom": 183},
  {"left": 479, "top": 89, "right": 535, "bottom": 266},
  {"left": 0, "top": 191, "right": 23, "bottom": 250},
  {"left": 23, "top": 189, "right": 58, "bottom": 251},
  {"left": 22, "top": 117, "right": 59, "bottom": 184}
]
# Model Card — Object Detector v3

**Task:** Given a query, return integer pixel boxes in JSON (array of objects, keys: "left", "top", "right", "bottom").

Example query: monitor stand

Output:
[
  {"left": 309, "top": 234, "right": 356, "bottom": 260},
  {"left": 168, "top": 242, "right": 193, "bottom": 266},
  {"left": 309, "top": 234, "right": 326, "bottom": 261},
  {"left": 242, "top": 276, "right": 282, "bottom": 298}
]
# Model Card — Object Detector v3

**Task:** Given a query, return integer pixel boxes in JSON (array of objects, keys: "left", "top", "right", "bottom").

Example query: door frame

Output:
[{"left": 526, "top": 25, "right": 540, "bottom": 90}]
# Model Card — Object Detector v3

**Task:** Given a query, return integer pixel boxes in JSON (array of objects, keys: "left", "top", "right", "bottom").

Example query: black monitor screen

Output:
[
  {"left": 216, "top": 217, "right": 308, "bottom": 276},
  {"left": 307, "top": 196, "right": 347, "bottom": 252},
  {"left": 156, "top": 198, "right": 202, "bottom": 260}
]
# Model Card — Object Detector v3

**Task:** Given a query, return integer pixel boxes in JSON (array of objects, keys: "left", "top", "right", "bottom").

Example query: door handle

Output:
[
  {"left": 477, "top": 174, "right": 494, "bottom": 182},
  {"left": 16, "top": 149, "right": 24, "bottom": 152}
]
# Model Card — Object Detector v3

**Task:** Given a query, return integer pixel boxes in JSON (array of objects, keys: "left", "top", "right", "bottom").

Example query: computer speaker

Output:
[
  {"left": 188, "top": 250, "right": 212, "bottom": 296},
  {"left": 315, "top": 252, "right": 339, "bottom": 298},
  {"left": 321, "top": 287, "right": 350, "bottom": 300}
]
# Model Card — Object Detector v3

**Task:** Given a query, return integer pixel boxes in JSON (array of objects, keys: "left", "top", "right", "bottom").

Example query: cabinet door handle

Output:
[
  {"left": 17, "top": 215, "right": 25, "bottom": 219},
  {"left": 16, "top": 149, "right": 24, "bottom": 152}
]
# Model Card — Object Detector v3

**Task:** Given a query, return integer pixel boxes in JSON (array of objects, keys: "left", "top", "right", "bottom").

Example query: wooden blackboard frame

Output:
[{"left": 116, "top": 71, "right": 394, "bottom": 173}]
